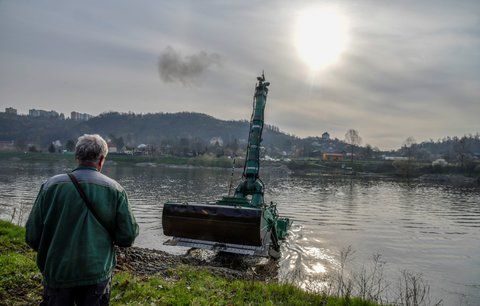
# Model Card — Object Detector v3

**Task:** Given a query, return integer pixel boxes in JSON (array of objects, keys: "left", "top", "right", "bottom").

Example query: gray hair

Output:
[{"left": 75, "top": 134, "right": 108, "bottom": 162}]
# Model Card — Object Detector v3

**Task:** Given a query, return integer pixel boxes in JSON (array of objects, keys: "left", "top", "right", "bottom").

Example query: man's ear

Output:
[{"left": 97, "top": 155, "right": 105, "bottom": 170}]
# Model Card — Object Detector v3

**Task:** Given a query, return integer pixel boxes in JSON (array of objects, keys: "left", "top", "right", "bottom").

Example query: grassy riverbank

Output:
[
  {"left": 286, "top": 158, "right": 480, "bottom": 179},
  {"left": 0, "top": 220, "right": 377, "bottom": 305},
  {"left": 0, "top": 151, "right": 236, "bottom": 168}
]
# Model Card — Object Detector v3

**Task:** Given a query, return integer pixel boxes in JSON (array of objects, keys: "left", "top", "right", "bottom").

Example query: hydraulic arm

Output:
[{"left": 234, "top": 73, "right": 270, "bottom": 206}]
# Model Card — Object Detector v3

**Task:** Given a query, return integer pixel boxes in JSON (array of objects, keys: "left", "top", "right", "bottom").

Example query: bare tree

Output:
[
  {"left": 48, "top": 142, "right": 56, "bottom": 153},
  {"left": 398, "top": 137, "right": 417, "bottom": 178},
  {"left": 403, "top": 136, "right": 416, "bottom": 162},
  {"left": 454, "top": 136, "right": 471, "bottom": 169},
  {"left": 344, "top": 129, "right": 362, "bottom": 163},
  {"left": 364, "top": 144, "right": 373, "bottom": 160},
  {"left": 65, "top": 139, "right": 75, "bottom": 152}
]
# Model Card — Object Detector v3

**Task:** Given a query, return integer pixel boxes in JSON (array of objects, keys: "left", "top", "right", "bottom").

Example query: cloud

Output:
[{"left": 157, "top": 46, "right": 221, "bottom": 86}]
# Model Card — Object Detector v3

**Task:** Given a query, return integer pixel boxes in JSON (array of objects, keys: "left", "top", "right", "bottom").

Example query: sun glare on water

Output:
[{"left": 295, "top": 7, "right": 350, "bottom": 71}]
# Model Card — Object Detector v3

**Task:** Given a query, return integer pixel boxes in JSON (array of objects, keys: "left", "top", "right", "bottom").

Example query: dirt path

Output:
[{"left": 115, "top": 246, "right": 279, "bottom": 282}]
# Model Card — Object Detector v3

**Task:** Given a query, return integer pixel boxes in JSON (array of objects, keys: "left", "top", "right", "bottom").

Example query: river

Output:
[{"left": 0, "top": 159, "right": 479, "bottom": 305}]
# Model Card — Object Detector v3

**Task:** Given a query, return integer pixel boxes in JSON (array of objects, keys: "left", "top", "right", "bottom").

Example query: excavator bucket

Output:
[{"left": 162, "top": 202, "right": 270, "bottom": 256}]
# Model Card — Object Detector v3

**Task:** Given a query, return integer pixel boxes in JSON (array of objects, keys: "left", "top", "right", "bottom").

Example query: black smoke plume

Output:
[{"left": 158, "top": 46, "right": 221, "bottom": 85}]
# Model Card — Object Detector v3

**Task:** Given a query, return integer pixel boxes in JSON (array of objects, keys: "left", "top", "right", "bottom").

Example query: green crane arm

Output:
[{"left": 234, "top": 73, "right": 270, "bottom": 206}]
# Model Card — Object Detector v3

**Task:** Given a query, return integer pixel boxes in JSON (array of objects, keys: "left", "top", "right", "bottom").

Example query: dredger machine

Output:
[{"left": 162, "top": 73, "right": 291, "bottom": 258}]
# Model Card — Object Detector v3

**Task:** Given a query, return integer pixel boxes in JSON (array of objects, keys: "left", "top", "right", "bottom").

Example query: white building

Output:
[
  {"left": 29, "top": 109, "right": 60, "bottom": 118},
  {"left": 5, "top": 107, "right": 17, "bottom": 115},
  {"left": 383, "top": 156, "right": 408, "bottom": 161},
  {"left": 209, "top": 137, "right": 224, "bottom": 146},
  {"left": 71, "top": 111, "right": 93, "bottom": 121}
]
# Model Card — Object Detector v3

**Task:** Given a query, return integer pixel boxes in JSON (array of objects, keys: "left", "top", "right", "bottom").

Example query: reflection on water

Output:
[{"left": 0, "top": 160, "right": 479, "bottom": 305}]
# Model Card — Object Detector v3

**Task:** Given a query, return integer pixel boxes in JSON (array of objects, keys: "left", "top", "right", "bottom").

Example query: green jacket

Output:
[{"left": 25, "top": 166, "right": 139, "bottom": 288}]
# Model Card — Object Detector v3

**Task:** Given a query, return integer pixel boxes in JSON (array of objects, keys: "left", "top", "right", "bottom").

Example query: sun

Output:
[{"left": 295, "top": 7, "right": 349, "bottom": 71}]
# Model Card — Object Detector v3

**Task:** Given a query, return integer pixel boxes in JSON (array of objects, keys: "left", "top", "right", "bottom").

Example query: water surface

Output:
[{"left": 0, "top": 160, "right": 479, "bottom": 305}]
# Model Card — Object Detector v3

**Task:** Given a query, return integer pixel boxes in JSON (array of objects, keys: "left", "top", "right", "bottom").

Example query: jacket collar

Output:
[{"left": 74, "top": 165, "right": 99, "bottom": 172}]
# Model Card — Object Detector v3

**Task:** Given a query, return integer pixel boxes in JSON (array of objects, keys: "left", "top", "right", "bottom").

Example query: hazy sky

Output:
[{"left": 0, "top": 1, "right": 479, "bottom": 149}]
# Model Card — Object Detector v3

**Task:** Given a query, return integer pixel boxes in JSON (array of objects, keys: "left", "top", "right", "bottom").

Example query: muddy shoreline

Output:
[{"left": 115, "top": 246, "right": 279, "bottom": 282}]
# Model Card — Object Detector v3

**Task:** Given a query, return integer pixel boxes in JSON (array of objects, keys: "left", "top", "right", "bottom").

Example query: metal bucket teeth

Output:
[{"left": 162, "top": 202, "right": 266, "bottom": 246}]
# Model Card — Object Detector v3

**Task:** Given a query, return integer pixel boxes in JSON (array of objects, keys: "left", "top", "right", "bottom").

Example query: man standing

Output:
[{"left": 26, "top": 134, "right": 139, "bottom": 306}]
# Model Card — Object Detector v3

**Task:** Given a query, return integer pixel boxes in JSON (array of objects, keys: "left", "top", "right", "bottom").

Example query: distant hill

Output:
[{"left": 0, "top": 112, "right": 299, "bottom": 154}]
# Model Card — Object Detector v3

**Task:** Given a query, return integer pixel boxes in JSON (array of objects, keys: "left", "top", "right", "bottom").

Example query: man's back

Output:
[{"left": 26, "top": 165, "right": 139, "bottom": 288}]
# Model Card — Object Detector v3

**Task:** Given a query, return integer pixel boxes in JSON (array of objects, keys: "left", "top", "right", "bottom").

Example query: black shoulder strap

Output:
[{"left": 67, "top": 172, "right": 114, "bottom": 239}]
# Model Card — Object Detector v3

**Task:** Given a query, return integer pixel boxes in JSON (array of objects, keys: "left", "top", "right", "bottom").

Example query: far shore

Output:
[{"left": 0, "top": 151, "right": 479, "bottom": 186}]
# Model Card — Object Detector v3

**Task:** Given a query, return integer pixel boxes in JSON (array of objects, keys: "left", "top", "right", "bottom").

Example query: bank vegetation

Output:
[{"left": 0, "top": 220, "right": 377, "bottom": 306}]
